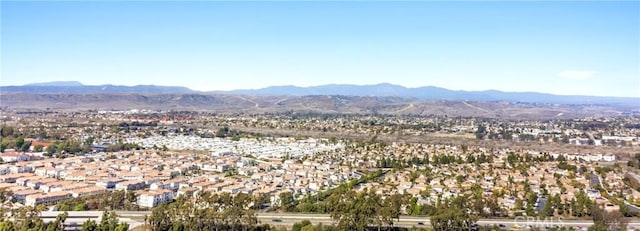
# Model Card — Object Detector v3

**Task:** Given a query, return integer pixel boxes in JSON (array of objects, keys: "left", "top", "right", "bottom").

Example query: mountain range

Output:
[
  {"left": 2, "top": 82, "right": 639, "bottom": 118},
  {"left": 3, "top": 81, "right": 193, "bottom": 94},
  {"left": 2, "top": 82, "right": 638, "bottom": 107},
  {"left": 229, "top": 83, "right": 640, "bottom": 106}
]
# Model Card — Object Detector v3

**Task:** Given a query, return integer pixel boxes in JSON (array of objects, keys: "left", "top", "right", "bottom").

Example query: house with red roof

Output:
[{"left": 29, "top": 141, "right": 53, "bottom": 152}]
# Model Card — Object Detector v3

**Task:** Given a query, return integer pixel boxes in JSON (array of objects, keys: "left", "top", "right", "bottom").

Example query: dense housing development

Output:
[{"left": 0, "top": 109, "right": 639, "bottom": 230}]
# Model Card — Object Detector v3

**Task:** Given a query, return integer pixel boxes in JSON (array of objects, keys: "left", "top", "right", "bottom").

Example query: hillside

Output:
[
  {"left": 1, "top": 93, "right": 635, "bottom": 119},
  {"left": 227, "top": 83, "right": 639, "bottom": 106},
  {"left": 2, "top": 82, "right": 638, "bottom": 107}
]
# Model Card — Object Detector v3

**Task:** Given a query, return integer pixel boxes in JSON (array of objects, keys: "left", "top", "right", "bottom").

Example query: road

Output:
[{"left": 37, "top": 211, "right": 640, "bottom": 229}]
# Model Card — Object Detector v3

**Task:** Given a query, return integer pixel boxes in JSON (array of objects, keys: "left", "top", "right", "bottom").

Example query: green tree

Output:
[
  {"left": 45, "top": 145, "right": 56, "bottom": 156},
  {"left": 539, "top": 198, "right": 554, "bottom": 218},
  {"left": 20, "top": 142, "right": 30, "bottom": 152},
  {"left": 619, "top": 201, "right": 633, "bottom": 217},
  {"left": 0, "top": 220, "right": 15, "bottom": 231},
  {"left": 46, "top": 211, "right": 68, "bottom": 231},
  {"left": 475, "top": 125, "right": 487, "bottom": 139},
  {"left": 300, "top": 225, "right": 316, "bottom": 231},
  {"left": 15, "top": 136, "right": 25, "bottom": 151},
  {"left": 34, "top": 145, "right": 44, "bottom": 152},
  {"left": 589, "top": 205, "right": 628, "bottom": 231},
  {"left": 114, "top": 223, "right": 129, "bottom": 231},
  {"left": 279, "top": 192, "right": 295, "bottom": 212},
  {"left": 80, "top": 219, "right": 97, "bottom": 231},
  {"left": 97, "top": 211, "right": 123, "bottom": 231},
  {"left": 147, "top": 192, "right": 260, "bottom": 231},
  {"left": 169, "top": 223, "right": 184, "bottom": 231},
  {"left": 148, "top": 204, "right": 172, "bottom": 231},
  {"left": 84, "top": 137, "right": 94, "bottom": 146},
  {"left": 0, "top": 126, "right": 14, "bottom": 138},
  {"left": 293, "top": 220, "right": 312, "bottom": 231},
  {"left": 430, "top": 207, "right": 476, "bottom": 231},
  {"left": 73, "top": 203, "right": 86, "bottom": 211},
  {"left": 327, "top": 187, "right": 393, "bottom": 231},
  {"left": 0, "top": 141, "right": 8, "bottom": 153}
]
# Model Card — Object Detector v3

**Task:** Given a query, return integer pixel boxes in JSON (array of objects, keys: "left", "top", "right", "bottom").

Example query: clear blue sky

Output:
[{"left": 2, "top": 1, "right": 639, "bottom": 97}]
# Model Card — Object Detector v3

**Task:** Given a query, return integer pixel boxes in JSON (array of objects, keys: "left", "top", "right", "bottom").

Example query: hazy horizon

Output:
[
  {"left": 2, "top": 1, "right": 639, "bottom": 97},
  {"left": 3, "top": 80, "right": 639, "bottom": 99}
]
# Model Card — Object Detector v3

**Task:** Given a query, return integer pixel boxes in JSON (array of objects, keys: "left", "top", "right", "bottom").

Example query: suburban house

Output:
[{"left": 29, "top": 142, "right": 53, "bottom": 152}]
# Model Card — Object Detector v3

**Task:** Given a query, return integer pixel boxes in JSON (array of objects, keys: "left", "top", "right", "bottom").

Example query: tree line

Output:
[
  {"left": 145, "top": 191, "right": 268, "bottom": 231},
  {"left": 0, "top": 208, "right": 129, "bottom": 231}
]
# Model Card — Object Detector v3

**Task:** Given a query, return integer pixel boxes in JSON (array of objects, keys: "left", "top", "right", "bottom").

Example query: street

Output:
[{"left": 36, "top": 211, "right": 640, "bottom": 229}]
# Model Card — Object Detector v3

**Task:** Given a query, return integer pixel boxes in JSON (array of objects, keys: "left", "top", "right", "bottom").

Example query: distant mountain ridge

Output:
[
  {"left": 2, "top": 81, "right": 639, "bottom": 107},
  {"left": 227, "top": 83, "right": 639, "bottom": 106},
  {"left": 25, "top": 81, "right": 84, "bottom": 87},
  {"left": 2, "top": 82, "right": 193, "bottom": 94}
]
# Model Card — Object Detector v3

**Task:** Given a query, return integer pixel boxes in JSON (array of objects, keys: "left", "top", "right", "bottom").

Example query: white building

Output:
[
  {"left": 603, "top": 155, "right": 616, "bottom": 162},
  {"left": 115, "top": 180, "right": 147, "bottom": 191},
  {"left": 71, "top": 186, "right": 107, "bottom": 198},
  {"left": 0, "top": 152, "right": 29, "bottom": 163},
  {"left": 137, "top": 189, "right": 175, "bottom": 208},
  {"left": 9, "top": 164, "right": 32, "bottom": 173},
  {"left": 25, "top": 191, "right": 72, "bottom": 207}
]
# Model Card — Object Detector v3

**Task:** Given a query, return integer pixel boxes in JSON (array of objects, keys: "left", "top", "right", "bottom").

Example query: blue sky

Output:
[{"left": 2, "top": 1, "right": 639, "bottom": 97}]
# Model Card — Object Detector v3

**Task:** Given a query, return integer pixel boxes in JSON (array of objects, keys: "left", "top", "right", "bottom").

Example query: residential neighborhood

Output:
[{"left": 0, "top": 109, "right": 639, "bottom": 230}]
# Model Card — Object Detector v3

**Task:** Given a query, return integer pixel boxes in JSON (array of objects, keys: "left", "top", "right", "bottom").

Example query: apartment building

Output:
[
  {"left": 71, "top": 186, "right": 107, "bottom": 198},
  {"left": 137, "top": 189, "right": 175, "bottom": 208},
  {"left": 25, "top": 191, "right": 72, "bottom": 207},
  {"left": 115, "top": 180, "right": 147, "bottom": 191},
  {"left": 12, "top": 189, "right": 40, "bottom": 203}
]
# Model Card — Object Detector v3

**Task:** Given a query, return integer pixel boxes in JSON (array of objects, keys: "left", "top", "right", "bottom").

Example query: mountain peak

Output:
[
  {"left": 373, "top": 82, "right": 402, "bottom": 87},
  {"left": 26, "top": 81, "right": 84, "bottom": 87}
]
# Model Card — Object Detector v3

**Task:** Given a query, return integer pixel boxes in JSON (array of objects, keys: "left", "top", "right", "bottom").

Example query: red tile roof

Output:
[{"left": 30, "top": 142, "right": 53, "bottom": 148}]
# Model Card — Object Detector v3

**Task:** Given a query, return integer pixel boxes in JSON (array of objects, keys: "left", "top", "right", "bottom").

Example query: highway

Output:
[{"left": 37, "top": 211, "right": 640, "bottom": 230}]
